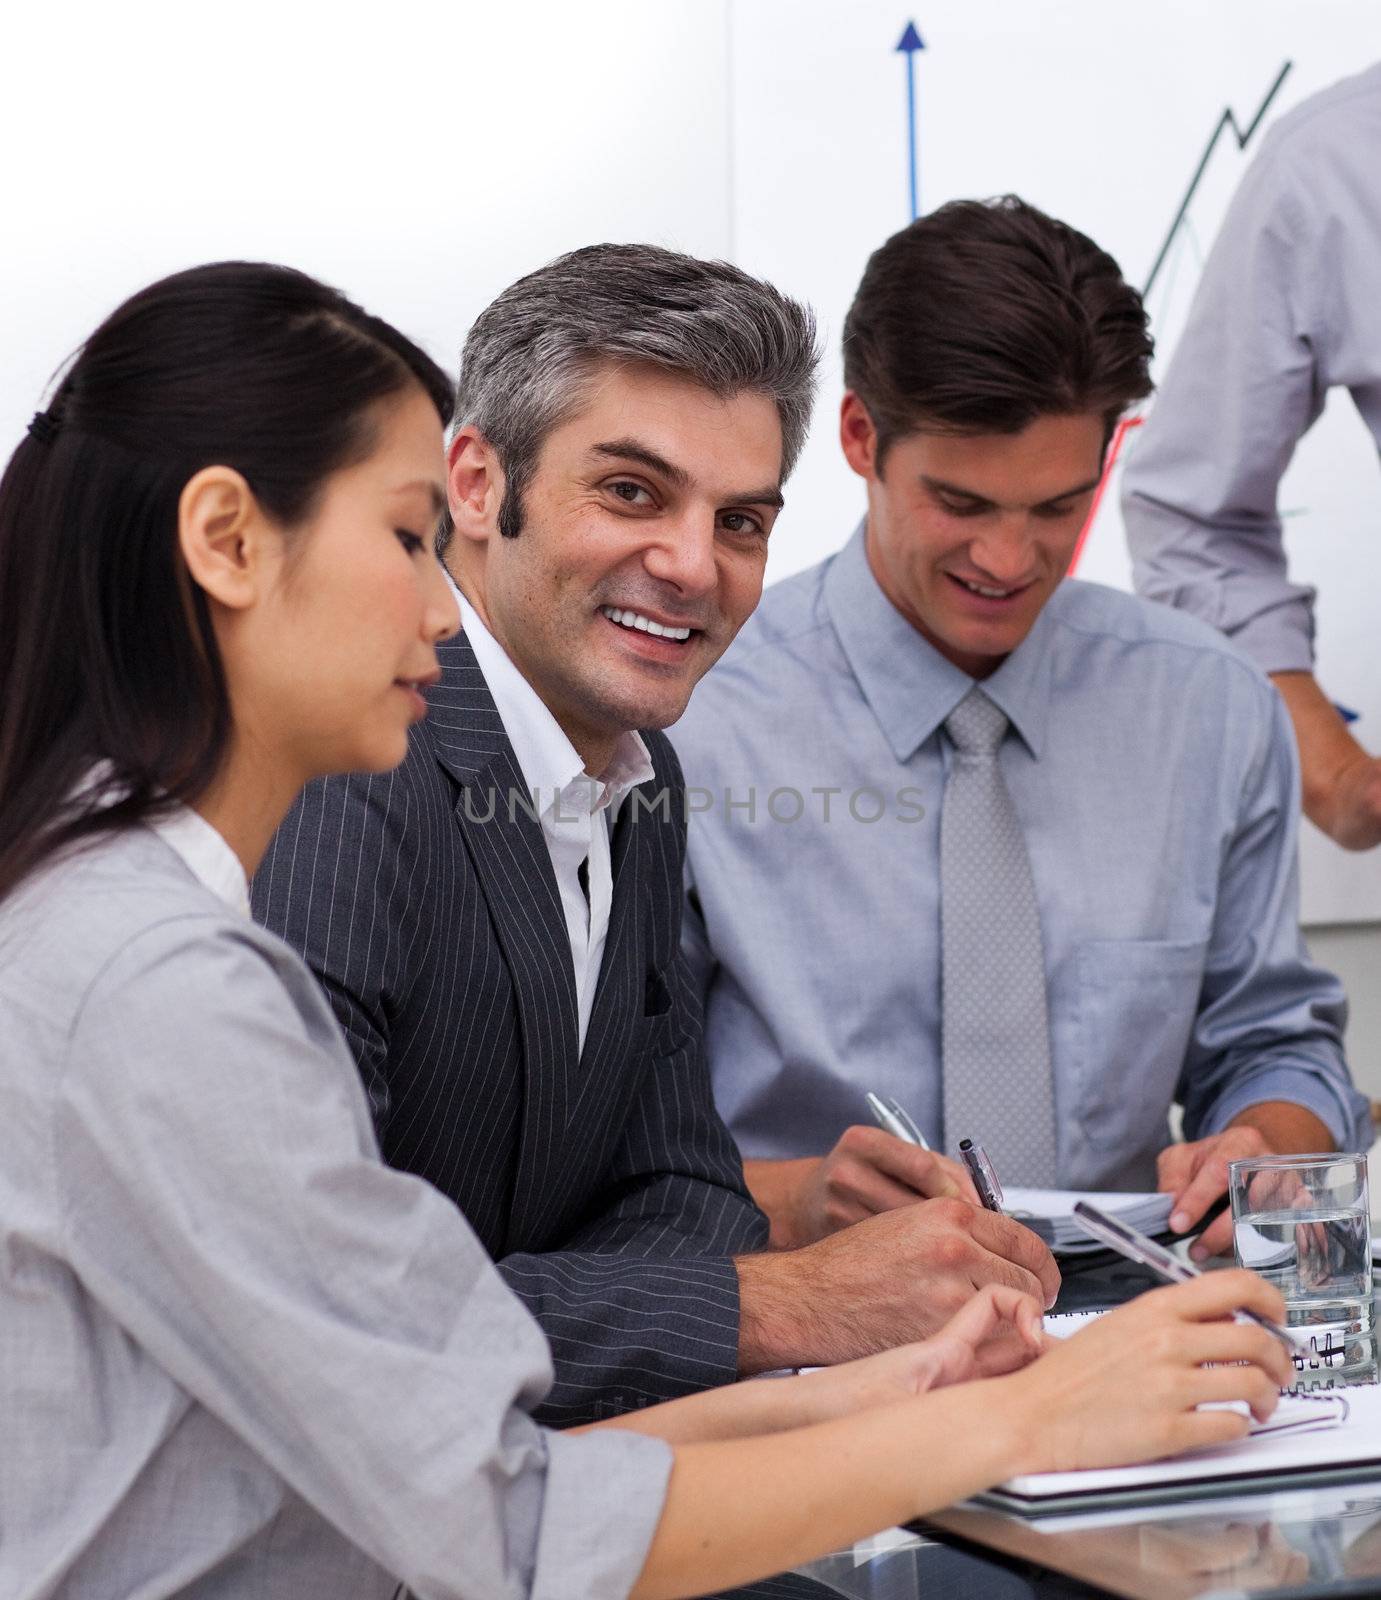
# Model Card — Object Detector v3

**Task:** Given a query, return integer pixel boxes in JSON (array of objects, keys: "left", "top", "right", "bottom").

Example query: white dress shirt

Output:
[
  {"left": 453, "top": 585, "right": 654, "bottom": 1052},
  {"left": 148, "top": 802, "right": 250, "bottom": 915}
]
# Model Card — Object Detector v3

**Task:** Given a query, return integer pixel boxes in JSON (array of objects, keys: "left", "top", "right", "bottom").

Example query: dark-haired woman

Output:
[{"left": 0, "top": 262, "right": 1294, "bottom": 1600}]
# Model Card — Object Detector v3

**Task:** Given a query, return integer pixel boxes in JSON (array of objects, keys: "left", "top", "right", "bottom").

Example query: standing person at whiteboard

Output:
[
  {"left": 1124, "top": 63, "right": 1381, "bottom": 851},
  {"left": 674, "top": 196, "right": 1369, "bottom": 1265}
]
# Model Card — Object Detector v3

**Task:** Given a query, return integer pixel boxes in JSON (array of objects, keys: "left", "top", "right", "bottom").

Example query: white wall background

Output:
[
  {"left": 2, "top": 2, "right": 735, "bottom": 434},
  {"left": 4, "top": 0, "right": 1379, "bottom": 1076}
]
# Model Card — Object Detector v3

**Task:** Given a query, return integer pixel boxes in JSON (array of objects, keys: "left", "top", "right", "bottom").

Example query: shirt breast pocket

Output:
[{"left": 1069, "top": 938, "right": 1208, "bottom": 1152}]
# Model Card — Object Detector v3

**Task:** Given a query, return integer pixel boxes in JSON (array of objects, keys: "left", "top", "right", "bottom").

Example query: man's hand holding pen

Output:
[
  {"left": 754, "top": 1125, "right": 981, "bottom": 1249},
  {"left": 735, "top": 1197, "right": 1061, "bottom": 1372},
  {"left": 735, "top": 1106, "right": 1061, "bottom": 1371}
]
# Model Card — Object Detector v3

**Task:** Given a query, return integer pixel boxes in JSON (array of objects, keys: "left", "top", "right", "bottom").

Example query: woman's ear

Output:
[
  {"left": 177, "top": 466, "right": 271, "bottom": 610},
  {"left": 447, "top": 426, "right": 505, "bottom": 547}
]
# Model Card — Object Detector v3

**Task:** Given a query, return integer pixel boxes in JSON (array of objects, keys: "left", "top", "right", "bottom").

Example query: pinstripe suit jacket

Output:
[{"left": 253, "top": 631, "right": 768, "bottom": 1424}]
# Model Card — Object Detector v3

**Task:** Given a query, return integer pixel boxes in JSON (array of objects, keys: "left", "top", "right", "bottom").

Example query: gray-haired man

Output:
[{"left": 254, "top": 244, "right": 1058, "bottom": 1425}]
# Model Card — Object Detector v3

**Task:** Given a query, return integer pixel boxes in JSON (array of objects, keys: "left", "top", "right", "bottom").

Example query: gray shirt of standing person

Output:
[
  {"left": 1123, "top": 64, "right": 1381, "bottom": 851},
  {"left": 0, "top": 815, "right": 669, "bottom": 1600},
  {"left": 1124, "top": 62, "right": 1381, "bottom": 673}
]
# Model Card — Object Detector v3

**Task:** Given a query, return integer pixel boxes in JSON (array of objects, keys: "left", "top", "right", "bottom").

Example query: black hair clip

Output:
[{"left": 27, "top": 410, "right": 60, "bottom": 446}]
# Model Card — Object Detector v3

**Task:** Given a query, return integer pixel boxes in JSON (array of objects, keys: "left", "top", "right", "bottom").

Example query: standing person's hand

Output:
[{"left": 1272, "top": 672, "right": 1381, "bottom": 850}]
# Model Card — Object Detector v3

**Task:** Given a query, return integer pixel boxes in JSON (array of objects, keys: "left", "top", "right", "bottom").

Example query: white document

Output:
[{"left": 1004, "top": 1188, "right": 1173, "bottom": 1255}]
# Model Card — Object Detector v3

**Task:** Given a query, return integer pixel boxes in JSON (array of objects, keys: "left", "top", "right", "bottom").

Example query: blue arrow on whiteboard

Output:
[{"left": 896, "top": 21, "right": 925, "bottom": 220}]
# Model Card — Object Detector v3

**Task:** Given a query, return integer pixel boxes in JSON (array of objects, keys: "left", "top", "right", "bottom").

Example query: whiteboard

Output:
[
  {"left": 4, "top": 0, "right": 1379, "bottom": 921},
  {"left": 728, "top": 0, "right": 1381, "bottom": 925}
]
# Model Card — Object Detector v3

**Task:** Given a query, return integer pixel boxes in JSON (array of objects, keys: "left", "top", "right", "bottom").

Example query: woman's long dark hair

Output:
[{"left": 0, "top": 261, "right": 453, "bottom": 903}]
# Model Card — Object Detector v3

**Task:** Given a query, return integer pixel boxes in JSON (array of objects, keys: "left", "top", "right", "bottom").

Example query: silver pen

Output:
[
  {"left": 958, "top": 1137, "right": 1004, "bottom": 1212},
  {"left": 865, "top": 1091, "right": 930, "bottom": 1150},
  {"left": 1073, "top": 1199, "right": 1302, "bottom": 1354}
]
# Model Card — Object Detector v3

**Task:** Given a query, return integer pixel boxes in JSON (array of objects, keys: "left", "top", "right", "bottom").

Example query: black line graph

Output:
[{"left": 1144, "top": 61, "right": 1293, "bottom": 297}]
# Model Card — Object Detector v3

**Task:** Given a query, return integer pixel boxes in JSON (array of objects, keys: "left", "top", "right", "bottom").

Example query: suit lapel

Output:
[{"left": 424, "top": 634, "right": 579, "bottom": 1231}]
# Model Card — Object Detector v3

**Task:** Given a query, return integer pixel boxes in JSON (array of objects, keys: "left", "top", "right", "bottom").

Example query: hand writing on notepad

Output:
[
  {"left": 788, "top": 1271, "right": 1295, "bottom": 1507},
  {"left": 992, "top": 1272, "right": 1295, "bottom": 1477},
  {"left": 736, "top": 1195, "right": 1061, "bottom": 1371},
  {"left": 770, "top": 1125, "right": 980, "bottom": 1246}
]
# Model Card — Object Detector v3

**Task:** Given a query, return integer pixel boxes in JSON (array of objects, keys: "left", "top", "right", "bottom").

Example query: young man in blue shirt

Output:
[{"left": 675, "top": 197, "right": 1369, "bottom": 1262}]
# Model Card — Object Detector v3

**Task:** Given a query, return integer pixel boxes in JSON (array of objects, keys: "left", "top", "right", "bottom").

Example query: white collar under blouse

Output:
[{"left": 146, "top": 804, "right": 251, "bottom": 917}]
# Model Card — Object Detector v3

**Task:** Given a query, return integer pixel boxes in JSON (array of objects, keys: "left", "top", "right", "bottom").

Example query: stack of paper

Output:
[{"left": 1004, "top": 1188, "right": 1173, "bottom": 1255}]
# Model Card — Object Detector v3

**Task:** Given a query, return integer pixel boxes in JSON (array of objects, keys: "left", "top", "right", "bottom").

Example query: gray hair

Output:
[{"left": 450, "top": 242, "right": 819, "bottom": 542}]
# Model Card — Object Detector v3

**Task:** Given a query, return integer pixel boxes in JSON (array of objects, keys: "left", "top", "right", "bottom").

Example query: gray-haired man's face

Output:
[{"left": 452, "top": 361, "right": 785, "bottom": 772}]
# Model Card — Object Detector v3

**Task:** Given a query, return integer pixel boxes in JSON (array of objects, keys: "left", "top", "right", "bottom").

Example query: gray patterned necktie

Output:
[{"left": 940, "top": 687, "right": 1059, "bottom": 1185}]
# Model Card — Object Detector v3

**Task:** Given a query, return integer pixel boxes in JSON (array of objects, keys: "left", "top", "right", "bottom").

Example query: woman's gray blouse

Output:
[{"left": 0, "top": 823, "right": 670, "bottom": 1599}]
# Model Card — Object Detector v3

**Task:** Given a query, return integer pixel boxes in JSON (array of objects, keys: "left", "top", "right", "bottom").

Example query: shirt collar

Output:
[
  {"left": 146, "top": 804, "right": 250, "bottom": 915},
  {"left": 822, "top": 521, "right": 1054, "bottom": 762},
  {"left": 449, "top": 575, "right": 653, "bottom": 815}
]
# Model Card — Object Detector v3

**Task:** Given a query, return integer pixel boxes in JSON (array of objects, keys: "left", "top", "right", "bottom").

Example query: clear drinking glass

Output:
[{"left": 1230, "top": 1152, "right": 1373, "bottom": 1377}]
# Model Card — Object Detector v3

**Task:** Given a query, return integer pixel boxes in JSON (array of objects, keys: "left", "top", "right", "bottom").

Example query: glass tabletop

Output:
[{"left": 710, "top": 1272, "right": 1381, "bottom": 1600}]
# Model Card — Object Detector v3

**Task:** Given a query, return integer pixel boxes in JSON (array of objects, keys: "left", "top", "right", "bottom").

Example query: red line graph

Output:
[{"left": 1068, "top": 414, "right": 1143, "bottom": 577}]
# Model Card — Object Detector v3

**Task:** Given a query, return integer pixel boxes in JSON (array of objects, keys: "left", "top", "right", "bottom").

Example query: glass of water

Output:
[{"left": 1230, "top": 1153, "right": 1373, "bottom": 1376}]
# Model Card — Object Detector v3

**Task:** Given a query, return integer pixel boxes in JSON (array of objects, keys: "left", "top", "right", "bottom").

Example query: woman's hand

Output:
[
  {"left": 795, "top": 1284, "right": 1045, "bottom": 1422},
  {"left": 583, "top": 1285, "right": 1043, "bottom": 1448},
  {"left": 992, "top": 1270, "right": 1295, "bottom": 1477}
]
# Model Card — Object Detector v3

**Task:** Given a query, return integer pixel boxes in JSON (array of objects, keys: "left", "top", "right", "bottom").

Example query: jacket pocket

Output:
[{"left": 644, "top": 964, "right": 672, "bottom": 1018}]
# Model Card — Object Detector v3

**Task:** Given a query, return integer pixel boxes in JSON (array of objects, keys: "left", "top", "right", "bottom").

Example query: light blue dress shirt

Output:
[{"left": 673, "top": 526, "right": 1368, "bottom": 1191}]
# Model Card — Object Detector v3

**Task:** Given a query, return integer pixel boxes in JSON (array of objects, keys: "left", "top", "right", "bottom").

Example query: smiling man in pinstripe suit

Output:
[{"left": 254, "top": 244, "right": 1059, "bottom": 1424}]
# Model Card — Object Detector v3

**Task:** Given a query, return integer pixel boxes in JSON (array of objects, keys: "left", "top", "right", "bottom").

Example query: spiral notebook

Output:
[{"left": 973, "top": 1310, "right": 1380, "bottom": 1516}]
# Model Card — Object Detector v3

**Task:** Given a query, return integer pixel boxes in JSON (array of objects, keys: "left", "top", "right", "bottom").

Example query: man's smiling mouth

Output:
[
  {"left": 599, "top": 605, "right": 694, "bottom": 641},
  {"left": 948, "top": 574, "right": 1031, "bottom": 600}
]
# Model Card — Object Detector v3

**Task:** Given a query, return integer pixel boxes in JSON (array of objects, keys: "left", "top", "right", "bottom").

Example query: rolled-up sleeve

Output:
[
  {"left": 56, "top": 920, "right": 671, "bottom": 1600},
  {"left": 1179, "top": 692, "right": 1370, "bottom": 1151},
  {"left": 1124, "top": 130, "right": 1324, "bottom": 675}
]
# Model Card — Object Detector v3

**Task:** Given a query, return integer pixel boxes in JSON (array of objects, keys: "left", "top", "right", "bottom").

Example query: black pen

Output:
[{"left": 958, "top": 1137, "right": 1004, "bottom": 1212}]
